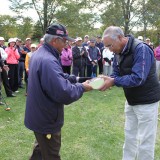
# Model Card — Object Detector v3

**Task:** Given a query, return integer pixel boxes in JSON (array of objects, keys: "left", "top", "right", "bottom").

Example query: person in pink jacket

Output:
[
  {"left": 60, "top": 41, "right": 72, "bottom": 74},
  {"left": 5, "top": 38, "right": 20, "bottom": 92}
]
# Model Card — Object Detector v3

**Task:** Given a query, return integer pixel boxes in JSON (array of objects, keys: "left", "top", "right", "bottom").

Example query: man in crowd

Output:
[
  {"left": 16, "top": 38, "right": 25, "bottom": 88},
  {"left": 95, "top": 35, "right": 104, "bottom": 74},
  {"left": 72, "top": 37, "right": 88, "bottom": 77},
  {"left": 0, "top": 37, "right": 16, "bottom": 97},
  {"left": 0, "top": 37, "right": 6, "bottom": 50},
  {"left": 82, "top": 35, "right": 89, "bottom": 48},
  {"left": 86, "top": 39, "right": 101, "bottom": 77},
  {"left": 100, "top": 26, "right": 160, "bottom": 160},
  {"left": 25, "top": 23, "right": 92, "bottom": 160}
]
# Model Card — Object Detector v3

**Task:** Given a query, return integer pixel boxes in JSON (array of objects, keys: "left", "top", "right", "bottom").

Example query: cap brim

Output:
[{"left": 65, "top": 36, "right": 75, "bottom": 42}]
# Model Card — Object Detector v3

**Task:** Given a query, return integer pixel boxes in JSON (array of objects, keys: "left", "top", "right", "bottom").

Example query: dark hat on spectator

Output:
[
  {"left": 97, "top": 35, "right": 102, "bottom": 38},
  {"left": 46, "top": 23, "right": 75, "bottom": 42},
  {"left": 90, "top": 39, "right": 96, "bottom": 43}
]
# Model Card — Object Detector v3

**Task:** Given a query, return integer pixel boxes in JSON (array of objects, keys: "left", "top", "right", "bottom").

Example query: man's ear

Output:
[{"left": 51, "top": 39, "right": 57, "bottom": 45}]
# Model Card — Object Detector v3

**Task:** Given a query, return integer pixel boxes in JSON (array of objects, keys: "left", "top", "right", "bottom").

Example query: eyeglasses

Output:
[
  {"left": 106, "top": 44, "right": 113, "bottom": 48},
  {"left": 56, "top": 36, "right": 67, "bottom": 44}
]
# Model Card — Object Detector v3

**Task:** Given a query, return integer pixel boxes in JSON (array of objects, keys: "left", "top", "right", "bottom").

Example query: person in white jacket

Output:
[{"left": 102, "top": 47, "right": 114, "bottom": 76}]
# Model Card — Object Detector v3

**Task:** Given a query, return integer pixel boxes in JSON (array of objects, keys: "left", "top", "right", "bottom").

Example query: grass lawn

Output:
[{"left": 0, "top": 86, "right": 160, "bottom": 160}]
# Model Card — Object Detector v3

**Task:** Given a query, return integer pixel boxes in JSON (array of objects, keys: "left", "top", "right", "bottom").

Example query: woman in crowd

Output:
[
  {"left": 61, "top": 41, "right": 72, "bottom": 75},
  {"left": 5, "top": 38, "right": 20, "bottom": 92}
]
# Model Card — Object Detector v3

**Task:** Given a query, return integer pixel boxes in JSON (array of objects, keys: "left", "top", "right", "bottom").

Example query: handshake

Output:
[{"left": 82, "top": 75, "right": 114, "bottom": 92}]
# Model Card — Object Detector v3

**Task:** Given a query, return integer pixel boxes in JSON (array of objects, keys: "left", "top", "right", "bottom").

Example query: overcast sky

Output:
[{"left": 0, "top": 0, "right": 38, "bottom": 21}]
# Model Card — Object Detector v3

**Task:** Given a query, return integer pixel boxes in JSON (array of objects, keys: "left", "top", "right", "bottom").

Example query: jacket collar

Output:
[
  {"left": 121, "top": 34, "right": 134, "bottom": 55},
  {"left": 43, "top": 43, "right": 60, "bottom": 60}
]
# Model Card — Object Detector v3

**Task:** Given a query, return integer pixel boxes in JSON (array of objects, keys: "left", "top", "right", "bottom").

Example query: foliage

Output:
[
  {"left": 17, "top": 17, "right": 34, "bottom": 40},
  {"left": 0, "top": 15, "right": 17, "bottom": 40},
  {"left": 32, "top": 21, "right": 43, "bottom": 41},
  {"left": 0, "top": 15, "right": 34, "bottom": 41}
]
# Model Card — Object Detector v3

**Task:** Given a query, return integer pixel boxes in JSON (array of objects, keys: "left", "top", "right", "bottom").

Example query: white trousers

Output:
[
  {"left": 156, "top": 60, "right": 160, "bottom": 79},
  {"left": 122, "top": 101, "right": 159, "bottom": 160},
  {"left": 103, "top": 65, "right": 112, "bottom": 76}
]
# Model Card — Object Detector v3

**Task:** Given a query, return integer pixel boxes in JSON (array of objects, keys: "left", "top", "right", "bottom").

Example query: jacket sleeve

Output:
[
  {"left": 25, "top": 54, "right": 29, "bottom": 70},
  {"left": 0, "top": 48, "right": 8, "bottom": 60},
  {"left": 40, "top": 59, "right": 85, "bottom": 105},
  {"left": 113, "top": 44, "right": 154, "bottom": 88},
  {"left": 72, "top": 47, "right": 81, "bottom": 59},
  {"left": 14, "top": 49, "right": 20, "bottom": 60}
]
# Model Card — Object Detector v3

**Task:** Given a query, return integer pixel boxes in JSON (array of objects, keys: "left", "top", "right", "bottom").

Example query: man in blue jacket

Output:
[
  {"left": 25, "top": 23, "right": 92, "bottom": 160},
  {"left": 99, "top": 26, "right": 160, "bottom": 160}
]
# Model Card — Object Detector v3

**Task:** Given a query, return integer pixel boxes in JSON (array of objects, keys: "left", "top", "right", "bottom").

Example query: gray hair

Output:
[
  {"left": 102, "top": 26, "right": 124, "bottom": 40},
  {"left": 43, "top": 34, "right": 58, "bottom": 44}
]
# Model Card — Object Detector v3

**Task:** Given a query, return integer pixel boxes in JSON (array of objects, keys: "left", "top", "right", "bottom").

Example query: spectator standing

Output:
[
  {"left": 23, "top": 38, "right": 31, "bottom": 89},
  {"left": 60, "top": 41, "right": 72, "bottom": 74},
  {"left": 0, "top": 37, "right": 6, "bottom": 50},
  {"left": 102, "top": 47, "right": 114, "bottom": 76},
  {"left": 82, "top": 35, "right": 89, "bottom": 48},
  {"left": 16, "top": 38, "right": 26, "bottom": 88},
  {"left": 25, "top": 44, "right": 37, "bottom": 95},
  {"left": 86, "top": 39, "right": 101, "bottom": 77},
  {"left": 72, "top": 37, "right": 88, "bottom": 77},
  {"left": 145, "top": 38, "right": 151, "bottom": 45},
  {"left": 5, "top": 38, "right": 20, "bottom": 92},
  {"left": 95, "top": 35, "right": 104, "bottom": 74},
  {"left": 0, "top": 37, "right": 15, "bottom": 97},
  {"left": 37, "top": 38, "right": 44, "bottom": 49},
  {"left": 154, "top": 43, "right": 160, "bottom": 80}
]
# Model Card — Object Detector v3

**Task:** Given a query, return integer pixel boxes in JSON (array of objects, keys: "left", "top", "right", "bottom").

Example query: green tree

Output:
[
  {"left": 9, "top": 0, "right": 65, "bottom": 34},
  {"left": 0, "top": 15, "right": 17, "bottom": 40},
  {"left": 17, "top": 17, "right": 33, "bottom": 40},
  {"left": 32, "top": 21, "right": 43, "bottom": 41}
]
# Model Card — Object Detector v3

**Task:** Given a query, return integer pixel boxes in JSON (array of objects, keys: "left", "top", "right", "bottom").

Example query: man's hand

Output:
[
  {"left": 82, "top": 80, "right": 93, "bottom": 92},
  {"left": 80, "top": 51, "right": 84, "bottom": 56},
  {"left": 98, "top": 75, "right": 114, "bottom": 91}
]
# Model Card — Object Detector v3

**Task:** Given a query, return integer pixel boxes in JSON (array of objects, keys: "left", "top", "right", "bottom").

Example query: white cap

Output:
[
  {"left": 76, "top": 37, "right": 82, "bottom": 41},
  {"left": 84, "top": 35, "right": 89, "bottom": 38},
  {"left": 138, "top": 36, "right": 143, "bottom": 40},
  {"left": 31, "top": 44, "right": 36, "bottom": 48},
  {"left": 0, "top": 37, "right": 5, "bottom": 41},
  {"left": 8, "top": 38, "right": 16, "bottom": 43},
  {"left": 40, "top": 38, "right": 44, "bottom": 41},
  {"left": 146, "top": 38, "right": 150, "bottom": 41},
  {"left": 26, "top": 37, "right": 31, "bottom": 41}
]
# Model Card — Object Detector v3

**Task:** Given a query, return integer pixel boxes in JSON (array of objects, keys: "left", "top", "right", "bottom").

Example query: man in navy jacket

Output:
[
  {"left": 100, "top": 26, "right": 160, "bottom": 160},
  {"left": 25, "top": 23, "right": 92, "bottom": 160}
]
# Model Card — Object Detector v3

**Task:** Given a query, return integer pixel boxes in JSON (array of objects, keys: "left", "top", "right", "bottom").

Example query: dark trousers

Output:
[
  {"left": 98, "top": 60, "right": 103, "bottom": 74},
  {"left": 18, "top": 61, "right": 24, "bottom": 86},
  {"left": 87, "top": 65, "right": 97, "bottom": 77},
  {"left": 1, "top": 68, "right": 12, "bottom": 96},
  {"left": 62, "top": 66, "right": 71, "bottom": 75},
  {"left": 7, "top": 64, "right": 19, "bottom": 92},
  {"left": 72, "top": 65, "right": 85, "bottom": 77},
  {"left": 30, "top": 132, "right": 61, "bottom": 160}
]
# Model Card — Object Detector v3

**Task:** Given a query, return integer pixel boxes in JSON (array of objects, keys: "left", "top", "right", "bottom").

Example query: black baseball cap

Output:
[{"left": 46, "top": 23, "right": 75, "bottom": 42}]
